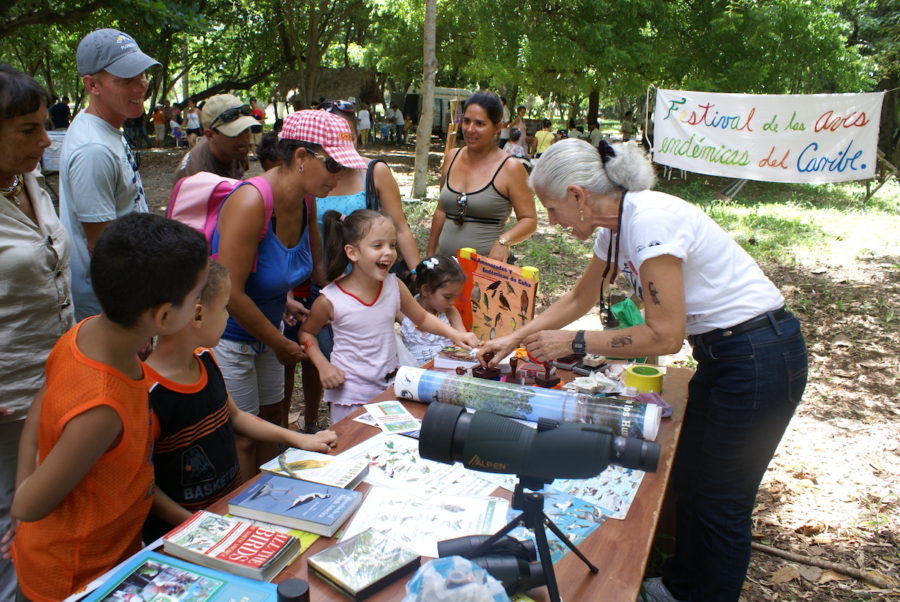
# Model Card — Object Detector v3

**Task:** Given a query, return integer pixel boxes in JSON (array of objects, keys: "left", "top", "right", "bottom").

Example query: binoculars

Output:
[{"left": 438, "top": 534, "right": 546, "bottom": 595}]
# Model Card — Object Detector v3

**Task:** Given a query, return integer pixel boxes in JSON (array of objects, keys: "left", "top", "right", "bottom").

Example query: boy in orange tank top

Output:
[{"left": 4, "top": 213, "right": 210, "bottom": 602}]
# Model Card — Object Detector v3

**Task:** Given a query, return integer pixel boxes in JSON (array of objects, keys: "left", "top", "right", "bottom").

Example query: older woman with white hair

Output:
[{"left": 478, "top": 138, "right": 808, "bottom": 602}]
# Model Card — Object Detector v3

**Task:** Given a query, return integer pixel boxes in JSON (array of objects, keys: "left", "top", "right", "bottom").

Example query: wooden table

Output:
[{"left": 209, "top": 367, "right": 692, "bottom": 601}]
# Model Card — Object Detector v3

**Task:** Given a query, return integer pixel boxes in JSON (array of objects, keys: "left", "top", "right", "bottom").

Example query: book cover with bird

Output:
[{"left": 228, "top": 473, "right": 362, "bottom": 537}]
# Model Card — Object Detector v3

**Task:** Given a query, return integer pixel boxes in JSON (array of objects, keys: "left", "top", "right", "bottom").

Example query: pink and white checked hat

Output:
[{"left": 279, "top": 110, "right": 367, "bottom": 169}]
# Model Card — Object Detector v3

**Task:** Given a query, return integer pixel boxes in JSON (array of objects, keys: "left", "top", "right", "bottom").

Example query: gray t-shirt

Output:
[{"left": 59, "top": 111, "right": 148, "bottom": 320}]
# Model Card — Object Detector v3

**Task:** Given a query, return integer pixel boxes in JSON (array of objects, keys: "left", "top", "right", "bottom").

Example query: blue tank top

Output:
[
  {"left": 212, "top": 197, "right": 313, "bottom": 344},
  {"left": 315, "top": 169, "right": 368, "bottom": 278},
  {"left": 315, "top": 168, "right": 368, "bottom": 228}
]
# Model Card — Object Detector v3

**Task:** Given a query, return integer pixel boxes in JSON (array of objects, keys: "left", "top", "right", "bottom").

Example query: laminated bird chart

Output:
[{"left": 454, "top": 248, "right": 538, "bottom": 340}]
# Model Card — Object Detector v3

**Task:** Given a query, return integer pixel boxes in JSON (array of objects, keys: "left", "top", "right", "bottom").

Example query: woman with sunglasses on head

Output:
[
  {"left": 314, "top": 100, "right": 420, "bottom": 271},
  {"left": 210, "top": 110, "right": 366, "bottom": 478},
  {"left": 0, "top": 64, "right": 74, "bottom": 597},
  {"left": 426, "top": 90, "right": 536, "bottom": 263},
  {"left": 281, "top": 99, "right": 421, "bottom": 433},
  {"left": 477, "top": 138, "right": 808, "bottom": 602}
]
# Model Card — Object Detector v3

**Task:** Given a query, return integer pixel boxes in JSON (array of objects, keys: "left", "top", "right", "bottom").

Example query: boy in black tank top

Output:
[{"left": 143, "top": 261, "right": 337, "bottom": 541}]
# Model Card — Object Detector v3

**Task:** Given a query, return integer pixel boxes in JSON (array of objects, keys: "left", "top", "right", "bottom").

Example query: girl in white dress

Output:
[
  {"left": 399, "top": 255, "right": 467, "bottom": 366},
  {"left": 301, "top": 210, "right": 479, "bottom": 423}
]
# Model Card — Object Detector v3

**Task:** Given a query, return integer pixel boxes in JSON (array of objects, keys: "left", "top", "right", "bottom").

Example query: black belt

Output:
[{"left": 689, "top": 306, "right": 790, "bottom": 346}]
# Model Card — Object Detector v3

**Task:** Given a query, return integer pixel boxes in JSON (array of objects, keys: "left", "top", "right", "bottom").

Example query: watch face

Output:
[{"left": 572, "top": 331, "right": 586, "bottom": 353}]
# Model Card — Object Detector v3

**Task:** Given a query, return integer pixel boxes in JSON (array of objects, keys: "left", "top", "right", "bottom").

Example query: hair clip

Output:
[
  {"left": 423, "top": 257, "right": 439, "bottom": 270},
  {"left": 598, "top": 139, "right": 616, "bottom": 165},
  {"left": 339, "top": 213, "right": 346, "bottom": 222}
]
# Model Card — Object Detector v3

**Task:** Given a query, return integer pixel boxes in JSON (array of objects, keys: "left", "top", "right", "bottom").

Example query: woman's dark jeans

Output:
[{"left": 663, "top": 312, "right": 808, "bottom": 601}]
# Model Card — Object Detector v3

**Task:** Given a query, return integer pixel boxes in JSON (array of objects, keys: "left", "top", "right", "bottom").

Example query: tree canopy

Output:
[{"left": 1, "top": 0, "right": 890, "bottom": 133}]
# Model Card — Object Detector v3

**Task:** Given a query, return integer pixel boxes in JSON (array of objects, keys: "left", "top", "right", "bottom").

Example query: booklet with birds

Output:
[{"left": 259, "top": 448, "right": 369, "bottom": 489}]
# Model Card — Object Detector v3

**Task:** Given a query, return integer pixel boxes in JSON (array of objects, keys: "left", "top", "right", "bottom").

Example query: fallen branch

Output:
[{"left": 751, "top": 542, "right": 897, "bottom": 590}]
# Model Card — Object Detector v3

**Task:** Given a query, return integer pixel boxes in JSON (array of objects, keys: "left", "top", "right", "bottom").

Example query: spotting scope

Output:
[{"left": 419, "top": 402, "right": 659, "bottom": 482}]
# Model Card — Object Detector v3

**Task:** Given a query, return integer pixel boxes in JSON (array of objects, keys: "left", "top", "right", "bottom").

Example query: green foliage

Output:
[
  {"left": 839, "top": 0, "right": 900, "bottom": 82},
  {"left": 0, "top": 0, "right": 882, "bottom": 116},
  {"left": 655, "top": 176, "right": 899, "bottom": 270},
  {"left": 652, "top": 0, "right": 873, "bottom": 93}
]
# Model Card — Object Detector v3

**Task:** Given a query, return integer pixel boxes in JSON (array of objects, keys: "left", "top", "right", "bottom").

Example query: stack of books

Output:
[{"left": 163, "top": 510, "right": 299, "bottom": 582}]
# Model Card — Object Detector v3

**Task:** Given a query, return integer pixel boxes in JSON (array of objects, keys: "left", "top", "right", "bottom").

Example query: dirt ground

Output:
[{"left": 132, "top": 143, "right": 899, "bottom": 600}]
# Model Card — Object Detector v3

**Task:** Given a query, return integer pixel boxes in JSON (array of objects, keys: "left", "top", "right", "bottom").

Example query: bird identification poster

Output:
[{"left": 454, "top": 248, "right": 538, "bottom": 340}]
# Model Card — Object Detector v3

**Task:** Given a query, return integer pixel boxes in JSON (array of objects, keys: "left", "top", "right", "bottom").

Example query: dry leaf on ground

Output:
[
  {"left": 817, "top": 570, "right": 850, "bottom": 584},
  {"left": 771, "top": 564, "right": 802, "bottom": 584}
]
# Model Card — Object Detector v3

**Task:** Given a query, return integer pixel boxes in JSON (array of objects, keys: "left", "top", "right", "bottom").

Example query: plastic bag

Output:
[
  {"left": 402, "top": 556, "right": 510, "bottom": 602},
  {"left": 611, "top": 298, "right": 644, "bottom": 328},
  {"left": 609, "top": 298, "right": 647, "bottom": 362}
]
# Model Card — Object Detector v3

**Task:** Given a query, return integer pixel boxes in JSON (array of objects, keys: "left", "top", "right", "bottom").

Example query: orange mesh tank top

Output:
[{"left": 13, "top": 319, "right": 154, "bottom": 601}]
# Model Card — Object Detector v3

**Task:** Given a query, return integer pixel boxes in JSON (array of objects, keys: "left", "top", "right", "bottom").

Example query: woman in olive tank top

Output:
[{"left": 426, "top": 91, "right": 536, "bottom": 262}]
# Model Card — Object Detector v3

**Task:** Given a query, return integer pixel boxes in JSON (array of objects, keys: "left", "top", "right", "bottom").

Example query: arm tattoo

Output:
[
  {"left": 648, "top": 281, "right": 661, "bottom": 305},
  {"left": 610, "top": 335, "right": 632, "bottom": 348}
]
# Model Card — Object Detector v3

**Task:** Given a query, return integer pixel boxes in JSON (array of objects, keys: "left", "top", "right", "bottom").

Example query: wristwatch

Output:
[
  {"left": 572, "top": 330, "right": 586, "bottom": 354},
  {"left": 498, "top": 236, "right": 510, "bottom": 247}
]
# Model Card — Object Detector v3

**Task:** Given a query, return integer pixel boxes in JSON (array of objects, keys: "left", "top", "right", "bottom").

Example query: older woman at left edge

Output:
[{"left": 0, "top": 63, "right": 74, "bottom": 598}]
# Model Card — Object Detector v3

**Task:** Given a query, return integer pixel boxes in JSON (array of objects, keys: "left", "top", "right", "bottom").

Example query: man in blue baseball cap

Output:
[{"left": 60, "top": 29, "right": 161, "bottom": 319}]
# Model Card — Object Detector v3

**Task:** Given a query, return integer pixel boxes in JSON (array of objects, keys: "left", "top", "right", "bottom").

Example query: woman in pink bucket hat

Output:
[{"left": 210, "top": 110, "right": 365, "bottom": 476}]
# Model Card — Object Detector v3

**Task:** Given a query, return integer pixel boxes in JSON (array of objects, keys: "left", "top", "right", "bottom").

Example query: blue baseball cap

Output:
[{"left": 77, "top": 29, "right": 160, "bottom": 77}]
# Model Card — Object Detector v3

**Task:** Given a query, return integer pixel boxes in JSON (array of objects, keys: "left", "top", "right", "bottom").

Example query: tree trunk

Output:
[
  {"left": 876, "top": 77, "right": 896, "bottom": 172},
  {"left": 181, "top": 39, "right": 190, "bottom": 104},
  {"left": 587, "top": 88, "right": 599, "bottom": 129},
  {"left": 508, "top": 84, "right": 519, "bottom": 113},
  {"left": 413, "top": 0, "right": 438, "bottom": 198}
]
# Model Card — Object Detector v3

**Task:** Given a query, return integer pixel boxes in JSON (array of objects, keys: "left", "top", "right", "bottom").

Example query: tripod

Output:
[{"left": 470, "top": 477, "right": 598, "bottom": 602}]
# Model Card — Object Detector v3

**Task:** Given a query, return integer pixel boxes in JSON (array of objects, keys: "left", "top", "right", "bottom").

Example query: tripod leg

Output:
[
  {"left": 543, "top": 512, "right": 599, "bottom": 573},
  {"left": 467, "top": 513, "right": 525, "bottom": 558},
  {"left": 533, "top": 517, "right": 561, "bottom": 602}
]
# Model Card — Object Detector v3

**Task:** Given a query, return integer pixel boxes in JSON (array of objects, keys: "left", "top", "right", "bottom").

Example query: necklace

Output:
[{"left": 1, "top": 175, "right": 24, "bottom": 206}]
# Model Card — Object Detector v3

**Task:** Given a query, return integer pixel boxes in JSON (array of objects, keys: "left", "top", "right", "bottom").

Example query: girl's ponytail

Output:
[
  {"left": 323, "top": 210, "right": 349, "bottom": 281},
  {"left": 322, "top": 208, "right": 389, "bottom": 282}
]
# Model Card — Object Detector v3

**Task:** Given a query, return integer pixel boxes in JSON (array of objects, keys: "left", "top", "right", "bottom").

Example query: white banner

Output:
[{"left": 653, "top": 89, "right": 884, "bottom": 183}]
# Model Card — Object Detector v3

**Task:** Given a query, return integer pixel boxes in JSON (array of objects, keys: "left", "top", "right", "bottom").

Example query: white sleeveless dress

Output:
[{"left": 321, "top": 274, "right": 401, "bottom": 418}]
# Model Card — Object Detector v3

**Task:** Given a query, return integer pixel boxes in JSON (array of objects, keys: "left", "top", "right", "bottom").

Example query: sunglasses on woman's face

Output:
[
  {"left": 209, "top": 104, "right": 251, "bottom": 130},
  {"left": 452, "top": 194, "right": 468, "bottom": 225},
  {"left": 307, "top": 149, "right": 344, "bottom": 173}
]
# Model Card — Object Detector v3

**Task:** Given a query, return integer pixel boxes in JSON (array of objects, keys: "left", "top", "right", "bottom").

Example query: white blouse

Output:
[{"left": 0, "top": 170, "right": 74, "bottom": 420}]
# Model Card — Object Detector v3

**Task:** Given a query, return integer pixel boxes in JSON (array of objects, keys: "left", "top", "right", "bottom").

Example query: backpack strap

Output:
[
  {"left": 213, "top": 175, "right": 275, "bottom": 271},
  {"left": 242, "top": 175, "right": 275, "bottom": 243},
  {"left": 365, "top": 159, "right": 387, "bottom": 212},
  {"left": 244, "top": 176, "right": 275, "bottom": 272}
]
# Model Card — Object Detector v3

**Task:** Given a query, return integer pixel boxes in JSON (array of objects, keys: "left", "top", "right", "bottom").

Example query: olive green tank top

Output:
[{"left": 438, "top": 148, "right": 512, "bottom": 256}]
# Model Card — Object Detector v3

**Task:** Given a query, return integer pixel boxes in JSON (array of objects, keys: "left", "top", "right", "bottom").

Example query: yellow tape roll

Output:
[{"left": 623, "top": 364, "right": 664, "bottom": 393}]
